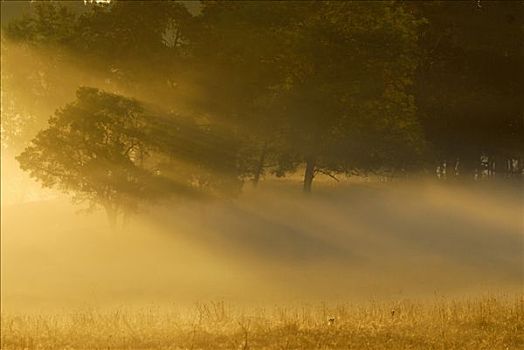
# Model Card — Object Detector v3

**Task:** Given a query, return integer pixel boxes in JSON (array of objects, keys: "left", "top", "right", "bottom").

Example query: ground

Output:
[{"left": 2, "top": 296, "right": 523, "bottom": 350}]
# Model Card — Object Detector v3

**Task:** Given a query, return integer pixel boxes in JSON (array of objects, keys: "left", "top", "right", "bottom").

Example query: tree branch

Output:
[
  {"left": 314, "top": 169, "right": 340, "bottom": 182},
  {"left": 124, "top": 142, "right": 137, "bottom": 156}
]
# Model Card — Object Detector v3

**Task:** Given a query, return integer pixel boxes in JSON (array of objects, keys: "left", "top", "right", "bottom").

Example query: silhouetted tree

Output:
[
  {"left": 188, "top": 1, "right": 426, "bottom": 192},
  {"left": 16, "top": 87, "right": 246, "bottom": 227},
  {"left": 411, "top": 1, "right": 524, "bottom": 179},
  {"left": 16, "top": 88, "right": 178, "bottom": 228},
  {"left": 6, "top": 0, "right": 522, "bottom": 201}
]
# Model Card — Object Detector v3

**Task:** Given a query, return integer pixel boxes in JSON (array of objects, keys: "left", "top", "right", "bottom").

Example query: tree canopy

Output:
[
  {"left": 16, "top": 87, "right": 242, "bottom": 227},
  {"left": 2, "top": 0, "right": 522, "bottom": 220}
]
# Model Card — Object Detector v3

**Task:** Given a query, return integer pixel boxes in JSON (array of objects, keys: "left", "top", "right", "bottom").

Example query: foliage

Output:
[
  {"left": 410, "top": 1, "right": 524, "bottom": 177},
  {"left": 3, "top": 0, "right": 522, "bottom": 208},
  {"left": 16, "top": 88, "right": 158, "bottom": 223},
  {"left": 16, "top": 87, "right": 243, "bottom": 226},
  {"left": 188, "top": 1, "right": 427, "bottom": 190}
]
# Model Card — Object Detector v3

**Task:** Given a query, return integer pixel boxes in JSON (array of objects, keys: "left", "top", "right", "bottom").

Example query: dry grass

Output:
[{"left": 2, "top": 295, "right": 523, "bottom": 350}]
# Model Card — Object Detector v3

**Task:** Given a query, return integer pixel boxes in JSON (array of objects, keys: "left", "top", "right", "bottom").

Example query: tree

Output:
[
  {"left": 185, "top": 1, "right": 296, "bottom": 186},
  {"left": 284, "top": 2, "right": 426, "bottom": 191},
  {"left": 411, "top": 1, "right": 524, "bottom": 179},
  {"left": 187, "top": 1, "right": 426, "bottom": 192},
  {"left": 16, "top": 87, "right": 181, "bottom": 228},
  {"left": 16, "top": 87, "right": 246, "bottom": 227},
  {"left": 3, "top": 1, "right": 195, "bottom": 110}
]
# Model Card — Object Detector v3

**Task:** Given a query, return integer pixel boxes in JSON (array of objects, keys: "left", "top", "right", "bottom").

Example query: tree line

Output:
[{"left": 2, "top": 1, "right": 522, "bottom": 223}]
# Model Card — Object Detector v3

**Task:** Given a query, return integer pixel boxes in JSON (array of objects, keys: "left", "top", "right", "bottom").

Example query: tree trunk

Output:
[
  {"left": 489, "top": 156, "right": 496, "bottom": 178},
  {"left": 303, "top": 157, "right": 316, "bottom": 193},
  {"left": 252, "top": 142, "right": 268, "bottom": 187}
]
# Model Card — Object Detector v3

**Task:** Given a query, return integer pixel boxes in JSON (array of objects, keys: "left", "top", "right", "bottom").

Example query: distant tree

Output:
[
  {"left": 16, "top": 88, "right": 180, "bottom": 228},
  {"left": 3, "top": 1, "right": 195, "bottom": 108},
  {"left": 4, "top": 1, "right": 78, "bottom": 46},
  {"left": 1, "top": 2, "right": 108, "bottom": 152},
  {"left": 0, "top": 31, "right": 78, "bottom": 152},
  {"left": 189, "top": 1, "right": 426, "bottom": 192},
  {"left": 411, "top": 1, "right": 524, "bottom": 179},
  {"left": 10, "top": 0, "right": 520, "bottom": 200},
  {"left": 16, "top": 87, "right": 245, "bottom": 227},
  {"left": 274, "top": 1, "right": 426, "bottom": 191},
  {"left": 186, "top": 1, "right": 294, "bottom": 186}
]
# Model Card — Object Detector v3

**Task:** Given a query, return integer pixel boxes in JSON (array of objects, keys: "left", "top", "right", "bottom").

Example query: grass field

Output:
[
  {"left": 2, "top": 181, "right": 522, "bottom": 349},
  {"left": 2, "top": 295, "right": 523, "bottom": 350}
]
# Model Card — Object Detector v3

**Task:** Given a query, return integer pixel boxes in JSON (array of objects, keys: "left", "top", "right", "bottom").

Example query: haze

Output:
[
  {"left": 1, "top": 0, "right": 522, "bottom": 318},
  {"left": 2, "top": 166, "right": 522, "bottom": 312}
]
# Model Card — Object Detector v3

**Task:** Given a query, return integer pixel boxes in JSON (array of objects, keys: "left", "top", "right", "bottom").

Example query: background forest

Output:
[
  {"left": 1, "top": 0, "right": 522, "bottom": 224},
  {"left": 1, "top": 2, "right": 523, "bottom": 349}
]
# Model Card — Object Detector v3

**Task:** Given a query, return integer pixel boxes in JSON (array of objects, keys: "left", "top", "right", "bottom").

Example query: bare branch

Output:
[{"left": 314, "top": 169, "right": 340, "bottom": 182}]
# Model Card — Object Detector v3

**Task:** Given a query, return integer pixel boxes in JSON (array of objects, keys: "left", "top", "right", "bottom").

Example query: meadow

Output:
[
  {"left": 2, "top": 295, "right": 523, "bottom": 350},
  {"left": 2, "top": 179, "right": 522, "bottom": 349},
  {"left": 2, "top": 2, "right": 523, "bottom": 349}
]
